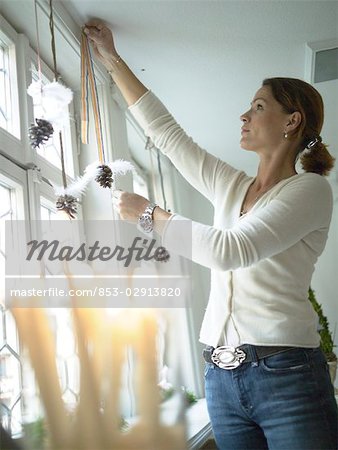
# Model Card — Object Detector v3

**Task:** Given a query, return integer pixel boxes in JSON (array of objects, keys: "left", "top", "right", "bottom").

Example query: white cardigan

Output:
[{"left": 129, "top": 91, "right": 333, "bottom": 348}]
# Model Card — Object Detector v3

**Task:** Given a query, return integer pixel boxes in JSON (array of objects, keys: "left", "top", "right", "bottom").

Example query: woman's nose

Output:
[{"left": 240, "top": 111, "right": 249, "bottom": 123}]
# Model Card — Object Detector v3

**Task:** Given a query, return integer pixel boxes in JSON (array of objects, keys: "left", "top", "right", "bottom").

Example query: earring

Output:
[{"left": 284, "top": 132, "right": 288, "bottom": 139}]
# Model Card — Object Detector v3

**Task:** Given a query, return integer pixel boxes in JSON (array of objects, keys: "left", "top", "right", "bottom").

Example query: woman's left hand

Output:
[{"left": 112, "top": 190, "right": 149, "bottom": 222}]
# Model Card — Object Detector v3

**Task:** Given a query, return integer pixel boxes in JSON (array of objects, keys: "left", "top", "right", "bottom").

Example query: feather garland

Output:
[
  {"left": 27, "top": 80, "right": 73, "bottom": 130},
  {"left": 52, "top": 159, "right": 135, "bottom": 218}
]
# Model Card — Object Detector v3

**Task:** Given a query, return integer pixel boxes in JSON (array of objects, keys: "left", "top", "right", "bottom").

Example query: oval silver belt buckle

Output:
[{"left": 211, "top": 346, "right": 246, "bottom": 370}]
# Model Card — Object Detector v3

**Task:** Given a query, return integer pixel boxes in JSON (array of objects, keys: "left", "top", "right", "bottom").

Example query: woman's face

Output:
[{"left": 240, "top": 85, "right": 291, "bottom": 153}]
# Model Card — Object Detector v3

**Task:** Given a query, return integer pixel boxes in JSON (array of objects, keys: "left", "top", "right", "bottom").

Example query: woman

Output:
[{"left": 84, "top": 19, "right": 337, "bottom": 450}]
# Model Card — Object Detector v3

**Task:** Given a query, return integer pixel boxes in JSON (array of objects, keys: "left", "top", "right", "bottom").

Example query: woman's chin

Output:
[{"left": 240, "top": 141, "right": 254, "bottom": 151}]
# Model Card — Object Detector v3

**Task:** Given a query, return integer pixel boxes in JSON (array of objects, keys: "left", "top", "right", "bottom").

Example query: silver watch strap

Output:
[{"left": 137, "top": 202, "right": 158, "bottom": 233}]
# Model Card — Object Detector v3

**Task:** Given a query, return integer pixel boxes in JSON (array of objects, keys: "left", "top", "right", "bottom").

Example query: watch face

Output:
[{"left": 139, "top": 214, "right": 153, "bottom": 232}]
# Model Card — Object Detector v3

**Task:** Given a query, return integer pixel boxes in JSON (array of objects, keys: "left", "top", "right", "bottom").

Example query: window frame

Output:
[
  {"left": 28, "top": 48, "right": 80, "bottom": 183},
  {"left": 305, "top": 38, "right": 338, "bottom": 83},
  {"left": 0, "top": 153, "right": 30, "bottom": 437},
  {"left": 0, "top": 15, "right": 23, "bottom": 163},
  {"left": 0, "top": 20, "right": 20, "bottom": 140}
]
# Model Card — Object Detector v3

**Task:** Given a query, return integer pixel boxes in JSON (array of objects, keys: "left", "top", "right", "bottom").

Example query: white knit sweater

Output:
[{"left": 129, "top": 91, "right": 333, "bottom": 348}]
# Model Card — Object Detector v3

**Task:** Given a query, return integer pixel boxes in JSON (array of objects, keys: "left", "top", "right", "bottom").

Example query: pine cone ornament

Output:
[
  {"left": 28, "top": 118, "right": 54, "bottom": 149},
  {"left": 95, "top": 164, "right": 114, "bottom": 188},
  {"left": 154, "top": 246, "right": 170, "bottom": 263},
  {"left": 56, "top": 194, "right": 78, "bottom": 219}
]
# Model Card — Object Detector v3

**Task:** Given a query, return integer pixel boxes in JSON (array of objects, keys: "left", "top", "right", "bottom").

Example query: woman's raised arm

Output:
[{"left": 84, "top": 19, "right": 148, "bottom": 106}]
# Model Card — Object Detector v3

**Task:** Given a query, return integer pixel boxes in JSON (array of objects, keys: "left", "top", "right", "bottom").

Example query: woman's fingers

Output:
[
  {"left": 84, "top": 21, "right": 117, "bottom": 64},
  {"left": 84, "top": 26, "right": 101, "bottom": 42},
  {"left": 91, "top": 42, "right": 104, "bottom": 61},
  {"left": 85, "top": 18, "right": 105, "bottom": 29},
  {"left": 112, "top": 191, "right": 149, "bottom": 222}
]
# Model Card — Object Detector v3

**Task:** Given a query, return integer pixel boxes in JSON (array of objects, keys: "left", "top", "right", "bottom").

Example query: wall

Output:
[{"left": 311, "top": 79, "right": 338, "bottom": 386}]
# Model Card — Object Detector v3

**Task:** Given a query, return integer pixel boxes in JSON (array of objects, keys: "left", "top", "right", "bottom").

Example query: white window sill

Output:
[
  {"left": 159, "top": 397, "right": 213, "bottom": 449},
  {"left": 186, "top": 398, "right": 213, "bottom": 449}
]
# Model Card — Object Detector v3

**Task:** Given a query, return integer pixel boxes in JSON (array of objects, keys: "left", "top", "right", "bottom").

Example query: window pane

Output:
[
  {"left": 31, "top": 63, "right": 74, "bottom": 177},
  {"left": 0, "top": 181, "right": 23, "bottom": 437},
  {"left": 39, "top": 198, "right": 80, "bottom": 410},
  {"left": 133, "top": 171, "right": 149, "bottom": 198},
  {"left": 0, "top": 41, "right": 12, "bottom": 134},
  {"left": 40, "top": 203, "right": 57, "bottom": 220}
]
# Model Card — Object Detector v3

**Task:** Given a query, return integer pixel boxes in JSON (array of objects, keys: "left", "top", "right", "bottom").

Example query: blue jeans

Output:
[{"left": 204, "top": 346, "right": 338, "bottom": 450}]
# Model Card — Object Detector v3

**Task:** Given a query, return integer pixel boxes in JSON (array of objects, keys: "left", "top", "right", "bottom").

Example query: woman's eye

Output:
[{"left": 256, "top": 104, "right": 263, "bottom": 110}]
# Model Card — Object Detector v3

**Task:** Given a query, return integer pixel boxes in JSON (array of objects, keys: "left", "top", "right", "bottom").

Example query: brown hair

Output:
[{"left": 263, "top": 77, "right": 335, "bottom": 176}]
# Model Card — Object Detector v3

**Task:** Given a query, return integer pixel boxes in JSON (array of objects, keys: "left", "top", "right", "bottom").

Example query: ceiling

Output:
[{"left": 1, "top": 0, "right": 338, "bottom": 175}]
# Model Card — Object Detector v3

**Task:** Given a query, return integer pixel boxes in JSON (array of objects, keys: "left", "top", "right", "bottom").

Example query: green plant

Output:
[
  {"left": 182, "top": 388, "right": 198, "bottom": 406},
  {"left": 22, "top": 415, "right": 130, "bottom": 449},
  {"left": 308, "top": 287, "right": 337, "bottom": 362},
  {"left": 23, "top": 417, "right": 46, "bottom": 450},
  {"left": 159, "top": 386, "right": 198, "bottom": 406}
]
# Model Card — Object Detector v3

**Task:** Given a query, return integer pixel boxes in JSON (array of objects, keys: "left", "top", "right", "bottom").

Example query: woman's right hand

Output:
[
  {"left": 84, "top": 19, "right": 119, "bottom": 69},
  {"left": 84, "top": 18, "right": 148, "bottom": 106}
]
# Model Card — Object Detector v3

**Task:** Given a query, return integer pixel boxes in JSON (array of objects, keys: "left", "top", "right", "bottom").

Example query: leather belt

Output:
[{"left": 203, "top": 344, "right": 294, "bottom": 370}]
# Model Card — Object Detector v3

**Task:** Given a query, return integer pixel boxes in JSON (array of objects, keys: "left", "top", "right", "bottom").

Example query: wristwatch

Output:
[{"left": 137, "top": 202, "right": 158, "bottom": 233}]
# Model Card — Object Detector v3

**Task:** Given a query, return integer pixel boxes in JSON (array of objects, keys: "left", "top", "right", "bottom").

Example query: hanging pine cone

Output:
[
  {"left": 56, "top": 194, "right": 78, "bottom": 219},
  {"left": 95, "top": 164, "right": 114, "bottom": 188},
  {"left": 28, "top": 118, "right": 54, "bottom": 149},
  {"left": 154, "top": 246, "right": 170, "bottom": 263}
]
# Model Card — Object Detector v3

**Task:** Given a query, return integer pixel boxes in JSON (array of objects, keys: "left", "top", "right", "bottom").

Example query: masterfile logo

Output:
[
  {"left": 26, "top": 237, "right": 168, "bottom": 266},
  {"left": 5, "top": 220, "right": 191, "bottom": 308}
]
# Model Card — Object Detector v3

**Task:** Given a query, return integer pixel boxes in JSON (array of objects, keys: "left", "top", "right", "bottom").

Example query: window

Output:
[
  {"left": 305, "top": 38, "right": 338, "bottom": 83},
  {"left": 132, "top": 167, "right": 150, "bottom": 199},
  {"left": 31, "top": 63, "right": 75, "bottom": 178},
  {"left": 0, "top": 42, "right": 11, "bottom": 131},
  {"left": 0, "top": 13, "right": 81, "bottom": 438},
  {"left": 130, "top": 161, "right": 200, "bottom": 397},
  {"left": 1, "top": 9, "right": 204, "bottom": 443},
  {"left": 0, "top": 161, "right": 27, "bottom": 437},
  {"left": 0, "top": 29, "right": 20, "bottom": 139},
  {"left": 40, "top": 196, "right": 57, "bottom": 220},
  {"left": 39, "top": 198, "right": 80, "bottom": 407}
]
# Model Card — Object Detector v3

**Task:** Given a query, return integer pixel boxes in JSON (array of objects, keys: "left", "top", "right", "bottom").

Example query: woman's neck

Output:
[{"left": 254, "top": 158, "right": 297, "bottom": 190}]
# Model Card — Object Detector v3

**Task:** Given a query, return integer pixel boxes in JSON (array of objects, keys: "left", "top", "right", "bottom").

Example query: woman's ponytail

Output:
[{"left": 300, "top": 140, "right": 335, "bottom": 176}]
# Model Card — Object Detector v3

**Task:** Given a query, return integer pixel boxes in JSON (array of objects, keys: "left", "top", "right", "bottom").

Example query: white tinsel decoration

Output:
[
  {"left": 52, "top": 159, "right": 135, "bottom": 199},
  {"left": 27, "top": 80, "right": 43, "bottom": 101},
  {"left": 108, "top": 159, "right": 135, "bottom": 177},
  {"left": 27, "top": 80, "right": 73, "bottom": 129}
]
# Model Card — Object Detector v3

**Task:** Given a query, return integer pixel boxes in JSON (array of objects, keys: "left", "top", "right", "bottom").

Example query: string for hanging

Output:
[
  {"left": 49, "top": 0, "right": 67, "bottom": 191},
  {"left": 49, "top": 0, "right": 58, "bottom": 81},
  {"left": 28, "top": 1, "right": 73, "bottom": 145},
  {"left": 48, "top": 0, "right": 79, "bottom": 219},
  {"left": 34, "top": 0, "right": 42, "bottom": 82},
  {"left": 156, "top": 148, "right": 168, "bottom": 212},
  {"left": 81, "top": 32, "right": 106, "bottom": 164},
  {"left": 27, "top": 0, "right": 55, "bottom": 151}
]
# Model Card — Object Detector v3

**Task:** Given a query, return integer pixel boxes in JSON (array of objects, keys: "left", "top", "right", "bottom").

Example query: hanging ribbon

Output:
[{"left": 81, "top": 32, "right": 106, "bottom": 164}]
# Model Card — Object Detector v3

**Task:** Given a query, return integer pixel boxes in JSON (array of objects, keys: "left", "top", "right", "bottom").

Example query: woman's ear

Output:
[{"left": 286, "top": 111, "right": 302, "bottom": 132}]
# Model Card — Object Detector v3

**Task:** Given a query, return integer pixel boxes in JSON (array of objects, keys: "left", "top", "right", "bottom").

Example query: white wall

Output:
[{"left": 311, "top": 79, "right": 338, "bottom": 386}]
